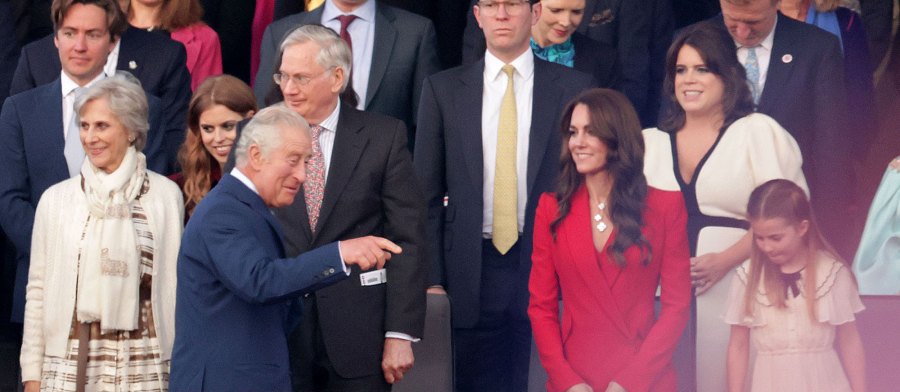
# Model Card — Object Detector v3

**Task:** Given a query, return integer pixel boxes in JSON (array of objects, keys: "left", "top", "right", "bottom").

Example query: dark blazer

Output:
[
  {"left": 712, "top": 13, "right": 849, "bottom": 254},
  {"left": 255, "top": 2, "right": 441, "bottom": 130},
  {"left": 413, "top": 58, "right": 594, "bottom": 328},
  {"left": 170, "top": 174, "right": 347, "bottom": 392},
  {"left": 274, "top": 104, "right": 426, "bottom": 379},
  {"left": 571, "top": 31, "right": 620, "bottom": 90},
  {"left": 1, "top": 1, "right": 19, "bottom": 105},
  {"left": 10, "top": 26, "right": 191, "bottom": 174},
  {"left": 0, "top": 79, "right": 162, "bottom": 322},
  {"left": 201, "top": 0, "right": 254, "bottom": 83}
]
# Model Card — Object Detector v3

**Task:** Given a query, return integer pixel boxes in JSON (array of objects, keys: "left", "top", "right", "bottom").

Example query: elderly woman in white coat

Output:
[{"left": 20, "top": 73, "right": 183, "bottom": 392}]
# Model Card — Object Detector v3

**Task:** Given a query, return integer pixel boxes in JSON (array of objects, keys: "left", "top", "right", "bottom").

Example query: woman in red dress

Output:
[{"left": 529, "top": 88, "right": 692, "bottom": 392}]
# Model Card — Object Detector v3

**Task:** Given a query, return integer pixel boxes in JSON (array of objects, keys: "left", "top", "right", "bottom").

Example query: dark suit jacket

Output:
[
  {"left": 1, "top": 1, "right": 19, "bottom": 105},
  {"left": 201, "top": 0, "right": 253, "bottom": 83},
  {"left": 462, "top": 0, "right": 659, "bottom": 125},
  {"left": 413, "top": 57, "right": 594, "bottom": 328},
  {"left": 170, "top": 174, "right": 347, "bottom": 392},
  {"left": 0, "top": 79, "right": 162, "bottom": 322},
  {"left": 10, "top": 26, "right": 191, "bottom": 174},
  {"left": 255, "top": 2, "right": 441, "bottom": 131},
  {"left": 274, "top": 104, "right": 426, "bottom": 378},
  {"left": 712, "top": 13, "right": 850, "bottom": 254}
]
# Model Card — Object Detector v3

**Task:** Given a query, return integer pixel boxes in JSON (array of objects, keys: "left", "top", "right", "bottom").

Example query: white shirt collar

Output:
[
  {"left": 737, "top": 16, "right": 777, "bottom": 51},
  {"left": 323, "top": 0, "right": 376, "bottom": 23},
  {"left": 318, "top": 99, "right": 341, "bottom": 132},
  {"left": 60, "top": 70, "right": 106, "bottom": 97},
  {"left": 484, "top": 48, "right": 535, "bottom": 82},
  {"left": 230, "top": 168, "right": 260, "bottom": 196}
]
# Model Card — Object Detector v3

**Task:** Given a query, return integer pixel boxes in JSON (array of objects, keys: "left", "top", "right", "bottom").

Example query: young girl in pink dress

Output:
[{"left": 724, "top": 179, "right": 867, "bottom": 392}]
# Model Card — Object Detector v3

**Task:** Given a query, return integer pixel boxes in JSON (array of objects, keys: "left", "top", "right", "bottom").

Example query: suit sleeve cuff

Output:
[{"left": 385, "top": 331, "right": 420, "bottom": 342}]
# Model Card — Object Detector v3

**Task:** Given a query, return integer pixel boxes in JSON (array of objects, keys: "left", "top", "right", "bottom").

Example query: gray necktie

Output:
[
  {"left": 743, "top": 47, "right": 761, "bottom": 104},
  {"left": 64, "top": 87, "right": 85, "bottom": 177}
]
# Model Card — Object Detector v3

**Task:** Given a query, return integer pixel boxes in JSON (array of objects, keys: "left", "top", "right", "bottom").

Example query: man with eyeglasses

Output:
[
  {"left": 264, "top": 24, "right": 426, "bottom": 392},
  {"left": 414, "top": 1, "right": 594, "bottom": 391},
  {"left": 256, "top": 0, "right": 440, "bottom": 144}
]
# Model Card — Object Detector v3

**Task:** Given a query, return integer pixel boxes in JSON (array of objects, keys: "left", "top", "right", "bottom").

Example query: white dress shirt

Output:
[
  {"left": 104, "top": 40, "right": 121, "bottom": 79},
  {"left": 736, "top": 17, "right": 777, "bottom": 100},
  {"left": 322, "top": 0, "right": 376, "bottom": 111},
  {"left": 481, "top": 49, "right": 534, "bottom": 235},
  {"left": 60, "top": 71, "right": 106, "bottom": 140}
]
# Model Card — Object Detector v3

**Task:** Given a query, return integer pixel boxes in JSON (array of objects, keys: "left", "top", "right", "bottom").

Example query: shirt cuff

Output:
[
  {"left": 385, "top": 331, "right": 420, "bottom": 342},
  {"left": 336, "top": 241, "right": 351, "bottom": 275}
]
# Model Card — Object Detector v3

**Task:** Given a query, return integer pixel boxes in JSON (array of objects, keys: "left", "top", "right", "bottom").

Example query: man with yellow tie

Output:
[{"left": 414, "top": 1, "right": 594, "bottom": 390}]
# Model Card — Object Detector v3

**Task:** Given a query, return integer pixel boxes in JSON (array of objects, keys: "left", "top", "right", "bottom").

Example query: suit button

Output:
[{"left": 329, "top": 268, "right": 335, "bottom": 274}]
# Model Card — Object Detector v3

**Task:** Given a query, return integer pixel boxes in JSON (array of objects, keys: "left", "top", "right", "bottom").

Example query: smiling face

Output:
[
  {"left": 720, "top": 0, "right": 778, "bottom": 47},
  {"left": 674, "top": 44, "right": 725, "bottom": 118},
  {"left": 567, "top": 103, "right": 610, "bottom": 175},
  {"left": 199, "top": 104, "right": 247, "bottom": 168},
  {"left": 475, "top": 0, "right": 540, "bottom": 62},
  {"left": 752, "top": 217, "right": 810, "bottom": 269},
  {"left": 251, "top": 125, "right": 311, "bottom": 208},
  {"left": 55, "top": 3, "right": 116, "bottom": 86},
  {"left": 278, "top": 41, "right": 343, "bottom": 125},
  {"left": 80, "top": 97, "right": 134, "bottom": 173},
  {"left": 533, "top": 0, "right": 585, "bottom": 47}
]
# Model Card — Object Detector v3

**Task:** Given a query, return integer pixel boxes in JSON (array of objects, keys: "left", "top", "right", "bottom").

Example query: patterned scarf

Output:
[
  {"left": 77, "top": 147, "right": 147, "bottom": 333},
  {"left": 530, "top": 37, "right": 575, "bottom": 68}
]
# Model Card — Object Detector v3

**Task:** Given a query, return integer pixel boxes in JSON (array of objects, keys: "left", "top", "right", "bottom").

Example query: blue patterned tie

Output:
[
  {"left": 64, "top": 87, "right": 85, "bottom": 177},
  {"left": 743, "top": 47, "right": 760, "bottom": 104}
]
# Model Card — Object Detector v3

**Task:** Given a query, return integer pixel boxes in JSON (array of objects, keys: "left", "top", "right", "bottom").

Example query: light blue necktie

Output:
[
  {"left": 743, "top": 47, "right": 760, "bottom": 105},
  {"left": 64, "top": 87, "right": 85, "bottom": 177}
]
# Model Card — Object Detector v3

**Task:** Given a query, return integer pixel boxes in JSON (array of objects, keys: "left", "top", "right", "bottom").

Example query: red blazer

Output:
[{"left": 529, "top": 185, "right": 691, "bottom": 392}]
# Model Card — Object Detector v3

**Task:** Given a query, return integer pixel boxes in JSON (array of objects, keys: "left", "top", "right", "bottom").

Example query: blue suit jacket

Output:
[
  {"left": 413, "top": 58, "right": 595, "bottom": 328},
  {"left": 0, "top": 78, "right": 163, "bottom": 323},
  {"left": 10, "top": 27, "right": 191, "bottom": 174},
  {"left": 170, "top": 174, "right": 347, "bottom": 392}
]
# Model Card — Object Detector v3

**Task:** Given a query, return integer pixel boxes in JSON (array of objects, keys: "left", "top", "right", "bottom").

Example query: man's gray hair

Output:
[
  {"left": 234, "top": 103, "right": 310, "bottom": 167},
  {"left": 75, "top": 72, "right": 149, "bottom": 151},
  {"left": 279, "top": 24, "right": 352, "bottom": 92}
]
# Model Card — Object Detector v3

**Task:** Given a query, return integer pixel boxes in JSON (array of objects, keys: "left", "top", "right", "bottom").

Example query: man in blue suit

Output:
[
  {"left": 415, "top": 1, "right": 594, "bottom": 390},
  {"left": 10, "top": 0, "right": 191, "bottom": 174},
  {"left": 170, "top": 105, "right": 402, "bottom": 392},
  {"left": 0, "top": 0, "right": 164, "bottom": 325}
]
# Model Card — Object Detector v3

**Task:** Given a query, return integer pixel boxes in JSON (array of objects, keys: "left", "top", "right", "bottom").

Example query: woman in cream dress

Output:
[{"left": 642, "top": 23, "right": 807, "bottom": 392}]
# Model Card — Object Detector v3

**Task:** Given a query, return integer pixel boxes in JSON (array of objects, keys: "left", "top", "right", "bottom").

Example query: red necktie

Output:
[
  {"left": 336, "top": 14, "right": 358, "bottom": 51},
  {"left": 304, "top": 125, "right": 326, "bottom": 232}
]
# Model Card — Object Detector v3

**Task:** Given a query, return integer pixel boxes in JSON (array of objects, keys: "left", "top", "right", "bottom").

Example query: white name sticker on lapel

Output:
[{"left": 360, "top": 269, "right": 387, "bottom": 286}]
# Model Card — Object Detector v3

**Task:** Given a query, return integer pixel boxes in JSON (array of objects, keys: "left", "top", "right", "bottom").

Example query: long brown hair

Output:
[
  {"left": 551, "top": 88, "right": 651, "bottom": 266},
  {"left": 743, "top": 179, "right": 849, "bottom": 320},
  {"left": 178, "top": 75, "right": 257, "bottom": 216},
  {"left": 658, "top": 21, "right": 754, "bottom": 133}
]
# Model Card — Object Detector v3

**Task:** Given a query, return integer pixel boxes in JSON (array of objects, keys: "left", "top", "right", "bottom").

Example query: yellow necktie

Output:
[
  {"left": 493, "top": 64, "right": 518, "bottom": 254},
  {"left": 306, "top": 0, "right": 324, "bottom": 11}
]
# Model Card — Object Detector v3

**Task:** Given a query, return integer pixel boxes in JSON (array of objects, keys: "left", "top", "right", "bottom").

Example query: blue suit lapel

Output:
[
  {"left": 220, "top": 174, "right": 286, "bottom": 256},
  {"left": 758, "top": 13, "right": 796, "bottom": 114},
  {"left": 366, "top": 4, "right": 396, "bottom": 108},
  {"left": 40, "top": 80, "right": 70, "bottom": 181}
]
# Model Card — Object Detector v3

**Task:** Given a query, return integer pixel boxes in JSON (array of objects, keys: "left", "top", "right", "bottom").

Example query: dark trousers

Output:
[
  {"left": 289, "top": 296, "right": 391, "bottom": 392},
  {"left": 453, "top": 240, "right": 531, "bottom": 392}
]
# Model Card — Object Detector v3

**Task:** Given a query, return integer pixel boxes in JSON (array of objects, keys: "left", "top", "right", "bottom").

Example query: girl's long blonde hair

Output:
[{"left": 743, "top": 179, "right": 849, "bottom": 320}]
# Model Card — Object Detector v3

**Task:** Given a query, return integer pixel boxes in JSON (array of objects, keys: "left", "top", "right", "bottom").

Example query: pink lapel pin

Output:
[{"left": 781, "top": 54, "right": 793, "bottom": 64}]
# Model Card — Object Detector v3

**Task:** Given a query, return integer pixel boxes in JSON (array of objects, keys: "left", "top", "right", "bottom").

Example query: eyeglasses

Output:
[
  {"left": 477, "top": 0, "right": 530, "bottom": 16},
  {"left": 273, "top": 68, "right": 332, "bottom": 87}
]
